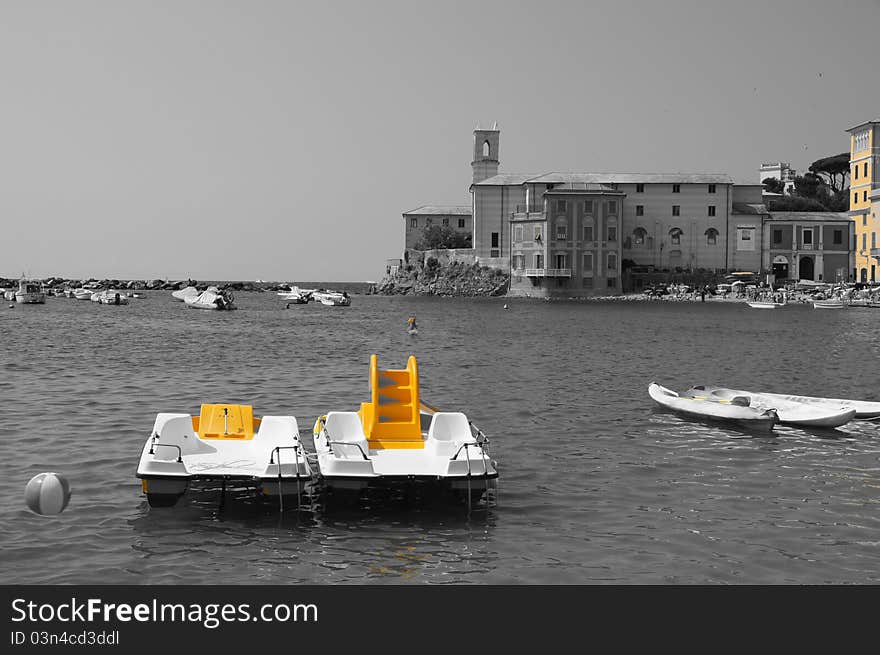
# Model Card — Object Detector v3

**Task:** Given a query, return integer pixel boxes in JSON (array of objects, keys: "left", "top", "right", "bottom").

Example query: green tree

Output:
[
  {"left": 767, "top": 195, "right": 830, "bottom": 212},
  {"left": 808, "top": 152, "right": 850, "bottom": 193},
  {"left": 415, "top": 225, "right": 472, "bottom": 250},
  {"left": 791, "top": 172, "right": 826, "bottom": 200},
  {"left": 762, "top": 177, "right": 785, "bottom": 194}
]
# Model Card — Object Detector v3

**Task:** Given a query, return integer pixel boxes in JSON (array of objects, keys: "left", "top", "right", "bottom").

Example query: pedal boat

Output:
[
  {"left": 312, "top": 355, "right": 497, "bottom": 493},
  {"left": 649, "top": 382, "right": 779, "bottom": 433},
  {"left": 136, "top": 404, "right": 311, "bottom": 507}
]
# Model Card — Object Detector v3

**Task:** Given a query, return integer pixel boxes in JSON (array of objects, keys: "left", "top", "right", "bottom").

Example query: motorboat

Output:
[
  {"left": 15, "top": 280, "right": 46, "bottom": 304},
  {"left": 312, "top": 355, "right": 497, "bottom": 497},
  {"left": 94, "top": 289, "right": 129, "bottom": 305},
  {"left": 136, "top": 403, "right": 311, "bottom": 507},
  {"left": 73, "top": 288, "right": 93, "bottom": 300},
  {"left": 172, "top": 286, "right": 200, "bottom": 301},
  {"left": 278, "top": 286, "right": 314, "bottom": 304},
  {"left": 750, "top": 391, "right": 880, "bottom": 419},
  {"left": 184, "top": 287, "right": 236, "bottom": 310},
  {"left": 813, "top": 300, "right": 845, "bottom": 309},
  {"left": 312, "top": 290, "right": 351, "bottom": 306},
  {"left": 648, "top": 382, "right": 778, "bottom": 433},
  {"left": 746, "top": 301, "right": 785, "bottom": 309},
  {"left": 683, "top": 385, "right": 856, "bottom": 428}
]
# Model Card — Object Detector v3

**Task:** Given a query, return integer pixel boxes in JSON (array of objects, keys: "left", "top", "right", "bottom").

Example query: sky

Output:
[{"left": 1, "top": 0, "right": 878, "bottom": 282}]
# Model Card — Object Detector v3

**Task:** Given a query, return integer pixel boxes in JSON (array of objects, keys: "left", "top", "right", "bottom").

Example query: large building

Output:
[
  {"left": 402, "top": 206, "right": 472, "bottom": 249},
  {"left": 847, "top": 120, "right": 880, "bottom": 282},
  {"left": 759, "top": 162, "right": 797, "bottom": 193}
]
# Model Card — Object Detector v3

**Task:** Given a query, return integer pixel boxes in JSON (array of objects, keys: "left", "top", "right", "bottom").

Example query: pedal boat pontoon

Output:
[
  {"left": 136, "top": 404, "right": 311, "bottom": 507},
  {"left": 312, "top": 355, "right": 497, "bottom": 493}
]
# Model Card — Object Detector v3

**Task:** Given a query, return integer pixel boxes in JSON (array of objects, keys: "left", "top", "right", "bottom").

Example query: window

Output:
[
  {"left": 583, "top": 225, "right": 594, "bottom": 241},
  {"left": 513, "top": 254, "right": 525, "bottom": 270},
  {"left": 458, "top": 218, "right": 465, "bottom": 228},
  {"left": 636, "top": 205, "right": 644, "bottom": 216},
  {"left": 633, "top": 227, "right": 647, "bottom": 245},
  {"left": 607, "top": 200, "right": 617, "bottom": 214},
  {"left": 556, "top": 199, "right": 567, "bottom": 212},
  {"left": 636, "top": 183, "right": 644, "bottom": 193},
  {"left": 483, "top": 140, "right": 490, "bottom": 157},
  {"left": 491, "top": 232, "right": 499, "bottom": 248},
  {"left": 514, "top": 226, "right": 523, "bottom": 242},
  {"left": 772, "top": 229, "right": 783, "bottom": 244},
  {"left": 865, "top": 191, "right": 869, "bottom": 202},
  {"left": 803, "top": 230, "right": 813, "bottom": 245},
  {"left": 442, "top": 218, "right": 449, "bottom": 226},
  {"left": 863, "top": 214, "right": 868, "bottom": 226},
  {"left": 582, "top": 277, "right": 594, "bottom": 289},
  {"left": 865, "top": 162, "right": 869, "bottom": 177},
  {"left": 410, "top": 217, "right": 417, "bottom": 228},
  {"left": 672, "top": 184, "right": 681, "bottom": 193},
  {"left": 705, "top": 228, "right": 718, "bottom": 245},
  {"left": 534, "top": 225, "right": 543, "bottom": 241},
  {"left": 583, "top": 252, "right": 593, "bottom": 273},
  {"left": 855, "top": 193, "right": 859, "bottom": 205},
  {"left": 708, "top": 184, "right": 716, "bottom": 193},
  {"left": 855, "top": 165, "right": 859, "bottom": 180},
  {"left": 556, "top": 223, "right": 567, "bottom": 240},
  {"left": 737, "top": 227, "right": 755, "bottom": 251},
  {"left": 672, "top": 205, "right": 680, "bottom": 216},
  {"left": 862, "top": 233, "right": 867, "bottom": 250},
  {"left": 607, "top": 277, "right": 617, "bottom": 288},
  {"left": 708, "top": 205, "right": 716, "bottom": 217},
  {"left": 833, "top": 229, "right": 842, "bottom": 245},
  {"left": 669, "top": 228, "right": 682, "bottom": 245},
  {"left": 873, "top": 232, "right": 877, "bottom": 249},
  {"left": 583, "top": 200, "right": 594, "bottom": 214},
  {"left": 534, "top": 253, "right": 543, "bottom": 268},
  {"left": 607, "top": 226, "right": 617, "bottom": 242},
  {"left": 555, "top": 254, "right": 567, "bottom": 269},
  {"left": 607, "top": 253, "right": 617, "bottom": 270}
]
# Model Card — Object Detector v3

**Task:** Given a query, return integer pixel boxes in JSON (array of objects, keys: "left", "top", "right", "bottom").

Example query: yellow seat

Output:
[
  {"left": 193, "top": 404, "right": 256, "bottom": 440},
  {"left": 358, "top": 355, "right": 424, "bottom": 449}
]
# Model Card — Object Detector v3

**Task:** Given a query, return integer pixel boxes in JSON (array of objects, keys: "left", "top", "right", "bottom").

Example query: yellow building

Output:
[{"left": 846, "top": 120, "right": 880, "bottom": 282}]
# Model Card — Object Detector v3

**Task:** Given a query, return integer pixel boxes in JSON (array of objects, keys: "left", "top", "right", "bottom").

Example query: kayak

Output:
[
  {"left": 683, "top": 385, "right": 856, "bottom": 428},
  {"left": 648, "top": 383, "right": 778, "bottom": 433},
  {"left": 754, "top": 391, "right": 880, "bottom": 419}
]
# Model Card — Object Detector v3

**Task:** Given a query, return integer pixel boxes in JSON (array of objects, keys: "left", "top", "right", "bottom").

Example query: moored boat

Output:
[
  {"left": 15, "top": 279, "right": 46, "bottom": 304},
  {"left": 136, "top": 403, "right": 311, "bottom": 507},
  {"left": 184, "top": 287, "right": 236, "bottom": 310},
  {"left": 171, "top": 286, "right": 200, "bottom": 301},
  {"left": 813, "top": 300, "right": 844, "bottom": 309},
  {"left": 278, "top": 286, "right": 314, "bottom": 304},
  {"left": 73, "top": 288, "right": 93, "bottom": 300},
  {"left": 747, "top": 301, "right": 785, "bottom": 309},
  {"left": 312, "top": 355, "right": 497, "bottom": 498},
  {"left": 648, "top": 382, "right": 778, "bottom": 432},
  {"left": 312, "top": 290, "right": 351, "bottom": 306},
  {"left": 752, "top": 391, "right": 880, "bottom": 419},
  {"left": 683, "top": 385, "right": 856, "bottom": 428}
]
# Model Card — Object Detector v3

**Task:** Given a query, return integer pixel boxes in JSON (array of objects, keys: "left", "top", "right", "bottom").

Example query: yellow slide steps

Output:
[{"left": 358, "top": 355, "right": 423, "bottom": 449}]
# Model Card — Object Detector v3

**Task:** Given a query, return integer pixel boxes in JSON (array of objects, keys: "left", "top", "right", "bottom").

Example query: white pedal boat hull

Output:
[
  {"left": 136, "top": 412, "right": 311, "bottom": 505},
  {"left": 312, "top": 411, "right": 497, "bottom": 489},
  {"left": 649, "top": 383, "right": 778, "bottom": 432},
  {"left": 684, "top": 385, "right": 856, "bottom": 428}
]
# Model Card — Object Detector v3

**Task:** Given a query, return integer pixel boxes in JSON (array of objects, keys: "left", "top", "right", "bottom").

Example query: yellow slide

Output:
[{"left": 358, "top": 355, "right": 423, "bottom": 449}]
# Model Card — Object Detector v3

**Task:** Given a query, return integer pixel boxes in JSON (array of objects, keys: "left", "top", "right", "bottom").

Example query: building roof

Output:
[
  {"left": 766, "top": 211, "right": 851, "bottom": 222},
  {"left": 471, "top": 174, "right": 540, "bottom": 186},
  {"left": 845, "top": 119, "right": 880, "bottom": 133},
  {"left": 732, "top": 203, "right": 769, "bottom": 214},
  {"left": 402, "top": 205, "right": 471, "bottom": 216},
  {"left": 525, "top": 172, "right": 734, "bottom": 185}
]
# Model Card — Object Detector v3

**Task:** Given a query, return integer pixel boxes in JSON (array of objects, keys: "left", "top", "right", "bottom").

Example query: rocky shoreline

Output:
[
  {"left": 0, "top": 277, "right": 355, "bottom": 293},
  {"left": 375, "top": 260, "right": 509, "bottom": 296}
]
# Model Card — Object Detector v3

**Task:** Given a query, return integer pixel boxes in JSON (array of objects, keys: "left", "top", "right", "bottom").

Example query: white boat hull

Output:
[
  {"left": 755, "top": 392, "right": 880, "bottom": 419},
  {"left": 684, "top": 385, "right": 856, "bottom": 428},
  {"left": 813, "top": 301, "right": 844, "bottom": 309},
  {"left": 649, "top": 382, "right": 778, "bottom": 432},
  {"left": 15, "top": 293, "right": 46, "bottom": 304},
  {"left": 747, "top": 302, "right": 784, "bottom": 309}
]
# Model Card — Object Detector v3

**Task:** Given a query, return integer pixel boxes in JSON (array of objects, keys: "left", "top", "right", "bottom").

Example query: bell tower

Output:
[{"left": 472, "top": 122, "right": 500, "bottom": 184}]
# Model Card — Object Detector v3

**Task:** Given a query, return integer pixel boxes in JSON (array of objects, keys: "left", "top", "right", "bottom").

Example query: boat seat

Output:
[
  {"left": 426, "top": 412, "right": 474, "bottom": 456},
  {"left": 324, "top": 412, "right": 370, "bottom": 460}
]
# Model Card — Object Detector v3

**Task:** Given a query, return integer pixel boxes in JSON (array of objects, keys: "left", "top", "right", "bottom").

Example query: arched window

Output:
[
  {"left": 483, "top": 140, "right": 491, "bottom": 157},
  {"left": 705, "top": 227, "right": 719, "bottom": 245},
  {"left": 669, "top": 227, "right": 682, "bottom": 245},
  {"left": 633, "top": 227, "right": 647, "bottom": 246}
]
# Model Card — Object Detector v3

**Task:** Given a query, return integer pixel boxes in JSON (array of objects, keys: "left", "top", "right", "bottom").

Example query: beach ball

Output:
[{"left": 25, "top": 473, "right": 72, "bottom": 515}]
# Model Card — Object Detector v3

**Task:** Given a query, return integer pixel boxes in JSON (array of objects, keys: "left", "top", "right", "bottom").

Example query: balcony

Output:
[
  {"left": 512, "top": 205, "right": 546, "bottom": 220},
  {"left": 525, "top": 268, "right": 572, "bottom": 278}
]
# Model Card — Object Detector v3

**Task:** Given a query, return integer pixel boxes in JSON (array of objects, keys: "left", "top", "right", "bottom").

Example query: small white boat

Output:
[
  {"left": 184, "top": 287, "right": 236, "bottom": 310},
  {"left": 136, "top": 404, "right": 311, "bottom": 507},
  {"left": 172, "top": 286, "right": 200, "bottom": 301},
  {"left": 684, "top": 385, "right": 856, "bottom": 428},
  {"left": 15, "top": 280, "right": 46, "bottom": 304},
  {"left": 278, "top": 286, "right": 314, "bottom": 304},
  {"left": 93, "top": 289, "right": 129, "bottom": 305},
  {"left": 2, "top": 289, "right": 15, "bottom": 301},
  {"left": 747, "top": 301, "right": 785, "bottom": 309},
  {"left": 813, "top": 300, "right": 844, "bottom": 309},
  {"left": 73, "top": 288, "right": 93, "bottom": 300},
  {"left": 649, "top": 382, "right": 778, "bottom": 432},
  {"left": 312, "top": 355, "right": 497, "bottom": 496},
  {"left": 752, "top": 391, "right": 880, "bottom": 419},
  {"left": 312, "top": 290, "right": 351, "bottom": 306}
]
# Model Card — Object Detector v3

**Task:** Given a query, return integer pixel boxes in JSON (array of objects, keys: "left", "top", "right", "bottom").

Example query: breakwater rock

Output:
[{"left": 376, "top": 260, "right": 509, "bottom": 297}]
